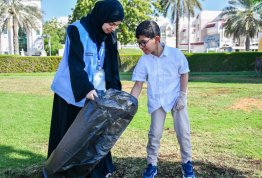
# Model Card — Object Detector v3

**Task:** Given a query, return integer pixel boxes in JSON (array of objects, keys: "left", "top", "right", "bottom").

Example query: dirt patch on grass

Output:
[
  {"left": 198, "top": 88, "right": 232, "bottom": 97},
  {"left": 230, "top": 98, "right": 262, "bottom": 112}
]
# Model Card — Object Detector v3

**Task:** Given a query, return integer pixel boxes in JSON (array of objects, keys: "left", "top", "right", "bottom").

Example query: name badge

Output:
[
  {"left": 85, "top": 52, "right": 93, "bottom": 56},
  {"left": 93, "top": 69, "right": 106, "bottom": 91}
]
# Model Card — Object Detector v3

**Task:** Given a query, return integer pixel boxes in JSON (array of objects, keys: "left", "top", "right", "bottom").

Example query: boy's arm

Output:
[
  {"left": 174, "top": 73, "right": 189, "bottom": 111},
  {"left": 131, "top": 81, "right": 144, "bottom": 99},
  {"left": 180, "top": 73, "right": 188, "bottom": 93}
]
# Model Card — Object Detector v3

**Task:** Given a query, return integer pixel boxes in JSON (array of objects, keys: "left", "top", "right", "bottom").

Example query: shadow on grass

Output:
[
  {"left": 113, "top": 157, "right": 249, "bottom": 178},
  {"left": 0, "top": 145, "right": 45, "bottom": 178},
  {"left": 0, "top": 152, "right": 251, "bottom": 178}
]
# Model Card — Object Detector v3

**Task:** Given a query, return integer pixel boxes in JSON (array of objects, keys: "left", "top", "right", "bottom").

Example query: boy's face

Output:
[{"left": 137, "top": 35, "right": 159, "bottom": 55}]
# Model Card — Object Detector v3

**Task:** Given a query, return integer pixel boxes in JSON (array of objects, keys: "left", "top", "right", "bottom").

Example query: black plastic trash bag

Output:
[{"left": 43, "top": 89, "right": 138, "bottom": 178}]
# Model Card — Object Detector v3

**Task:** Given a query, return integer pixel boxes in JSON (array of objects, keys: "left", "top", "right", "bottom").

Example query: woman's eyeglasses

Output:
[{"left": 137, "top": 38, "right": 152, "bottom": 48}]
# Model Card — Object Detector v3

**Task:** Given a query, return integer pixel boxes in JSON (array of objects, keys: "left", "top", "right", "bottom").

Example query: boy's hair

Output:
[{"left": 135, "top": 20, "right": 160, "bottom": 39}]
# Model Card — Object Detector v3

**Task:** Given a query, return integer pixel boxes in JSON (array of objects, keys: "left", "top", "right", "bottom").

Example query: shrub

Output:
[
  {"left": 1, "top": 52, "right": 262, "bottom": 73},
  {"left": 0, "top": 56, "right": 61, "bottom": 73},
  {"left": 185, "top": 52, "right": 262, "bottom": 72}
]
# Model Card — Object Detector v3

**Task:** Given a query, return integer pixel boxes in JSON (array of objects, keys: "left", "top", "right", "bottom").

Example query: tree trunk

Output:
[
  {"left": 8, "top": 17, "right": 14, "bottom": 54},
  {"left": 13, "top": 18, "right": 19, "bottom": 55},
  {"left": 188, "top": 15, "right": 191, "bottom": 53},
  {"left": 176, "top": 0, "right": 180, "bottom": 49},
  {"left": 245, "top": 36, "right": 250, "bottom": 51}
]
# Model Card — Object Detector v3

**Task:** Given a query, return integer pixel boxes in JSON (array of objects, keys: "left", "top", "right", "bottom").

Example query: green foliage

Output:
[
  {"left": 69, "top": 0, "right": 97, "bottom": 23},
  {"left": 43, "top": 19, "right": 66, "bottom": 56},
  {"left": 0, "top": 0, "right": 42, "bottom": 54},
  {"left": 120, "top": 54, "right": 140, "bottom": 72},
  {"left": 160, "top": 0, "right": 202, "bottom": 48},
  {"left": 1, "top": 52, "right": 262, "bottom": 73},
  {"left": 120, "top": 52, "right": 262, "bottom": 72},
  {"left": 117, "top": 0, "right": 153, "bottom": 45},
  {"left": 0, "top": 56, "right": 61, "bottom": 73},
  {"left": 185, "top": 52, "right": 262, "bottom": 72},
  {"left": 220, "top": 0, "right": 262, "bottom": 51},
  {"left": 69, "top": 0, "right": 156, "bottom": 45}
]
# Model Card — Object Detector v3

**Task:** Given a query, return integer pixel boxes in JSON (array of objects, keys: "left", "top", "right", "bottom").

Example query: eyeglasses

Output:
[{"left": 137, "top": 38, "right": 152, "bottom": 48}]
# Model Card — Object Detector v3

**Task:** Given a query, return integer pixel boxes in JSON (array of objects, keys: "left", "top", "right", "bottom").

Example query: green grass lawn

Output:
[
  {"left": 0, "top": 72, "right": 261, "bottom": 178},
  {"left": 118, "top": 48, "right": 142, "bottom": 55}
]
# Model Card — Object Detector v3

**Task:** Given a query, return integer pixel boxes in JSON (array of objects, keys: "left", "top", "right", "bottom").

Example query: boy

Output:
[{"left": 131, "top": 20, "right": 195, "bottom": 178}]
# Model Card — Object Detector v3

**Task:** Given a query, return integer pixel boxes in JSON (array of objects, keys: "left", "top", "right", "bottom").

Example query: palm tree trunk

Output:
[
  {"left": 8, "top": 18, "right": 13, "bottom": 54},
  {"left": 176, "top": 0, "right": 180, "bottom": 49},
  {"left": 188, "top": 15, "right": 191, "bottom": 53},
  {"left": 13, "top": 18, "right": 19, "bottom": 55},
  {"left": 245, "top": 36, "right": 250, "bottom": 51}
]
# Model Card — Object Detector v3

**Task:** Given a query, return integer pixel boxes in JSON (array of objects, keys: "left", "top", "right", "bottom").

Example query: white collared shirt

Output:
[{"left": 132, "top": 45, "right": 190, "bottom": 114}]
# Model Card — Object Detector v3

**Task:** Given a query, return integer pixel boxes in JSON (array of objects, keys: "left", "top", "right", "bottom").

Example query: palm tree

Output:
[
  {"left": 161, "top": 0, "right": 179, "bottom": 48},
  {"left": 220, "top": 0, "right": 262, "bottom": 51},
  {"left": 160, "top": 0, "right": 202, "bottom": 49},
  {"left": 185, "top": 0, "right": 202, "bottom": 52},
  {"left": 0, "top": 0, "right": 42, "bottom": 54}
]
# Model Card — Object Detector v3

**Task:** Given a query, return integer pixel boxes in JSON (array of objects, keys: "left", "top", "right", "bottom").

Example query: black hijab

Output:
[
  {"left": 80, "top": 0, "right": 124, "bottom": 85},
  {"left": 81, "top": 0, "right": 124, "bottom": 45}
]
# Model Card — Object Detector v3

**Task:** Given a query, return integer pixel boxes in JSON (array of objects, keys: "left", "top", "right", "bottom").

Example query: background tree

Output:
[
  {"left": 43, "top": 18, "right": 66, "bottom": 55},
  {"left": 160, "top": 0, "right": 202, "bottom": 49},
  {"left": 220, "top": 0, "right": 262, "bottom": 51},
  {"left": 185, "top": 0, "right": 202, "bottom": 52},
  {"left": 117, "top": 0, "right": 153, "bottom": 45},
  {"left": 69, "top": 0, "right": 156, "bottom": 46},
  {"left": 0, "top": 0, "right": 42, "bottom": 54},
  {"left": 161, "top": 0, "right": 181, "bottom": 48},
  {"left": 69, "top": 0, "right": 97, "bottom": 23}
]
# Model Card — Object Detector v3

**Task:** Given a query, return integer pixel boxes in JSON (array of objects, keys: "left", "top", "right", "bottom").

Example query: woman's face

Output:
[{"left": 102, "top": 21, "right": 121, "bottom": 34}]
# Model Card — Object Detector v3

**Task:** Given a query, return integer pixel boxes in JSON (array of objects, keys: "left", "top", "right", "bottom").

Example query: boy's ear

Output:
[{"left": 154, "top": 36, "right": 161, "bottom": 43}]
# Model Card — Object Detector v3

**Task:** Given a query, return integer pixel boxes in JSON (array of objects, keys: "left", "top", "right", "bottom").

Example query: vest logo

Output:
[{"left": 85, "top": 52, "right": 94, "bottom": 56}]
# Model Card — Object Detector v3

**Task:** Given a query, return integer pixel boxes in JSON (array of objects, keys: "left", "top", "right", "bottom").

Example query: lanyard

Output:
[{"left": 94, "top": 34, "right": 103, "bottom": 70}]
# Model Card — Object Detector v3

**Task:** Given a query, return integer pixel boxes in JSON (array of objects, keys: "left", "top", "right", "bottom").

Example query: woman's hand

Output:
[{"left": 86, "top": 90, "right": 98, "bottom": 100}]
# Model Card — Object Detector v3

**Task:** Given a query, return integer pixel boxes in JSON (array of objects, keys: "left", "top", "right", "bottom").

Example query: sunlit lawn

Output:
[{"left": 0, "top": 72, "right": 261, "bottom": 178}]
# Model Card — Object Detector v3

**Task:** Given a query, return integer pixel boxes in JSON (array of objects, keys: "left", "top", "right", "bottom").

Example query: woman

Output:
[{"left": 47, "top": 0, "right": 124, "bottom": 177}]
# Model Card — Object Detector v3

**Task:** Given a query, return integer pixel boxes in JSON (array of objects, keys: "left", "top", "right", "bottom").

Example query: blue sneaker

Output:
[
  {"left": 142, "top": 164, "right": 157, "bottom": 178},
  {"left": 182, "top": 161, "right": 195, "bottom": 178}
]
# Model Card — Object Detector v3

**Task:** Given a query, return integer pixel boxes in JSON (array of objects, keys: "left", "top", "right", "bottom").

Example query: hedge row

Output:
[
  {"left": 0, "top": 52, "right": 261, "bottom": 73},
  {"left": 0, "top": 56, "right": 61, "bottom": 73},
  {"left": 185, "top": 52, "right": 262, "bottom": 72}
]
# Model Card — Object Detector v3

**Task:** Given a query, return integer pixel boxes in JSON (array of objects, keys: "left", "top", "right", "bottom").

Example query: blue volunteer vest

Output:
[{"left": 51, "top": 21, "right": 105, "bottom": 107}]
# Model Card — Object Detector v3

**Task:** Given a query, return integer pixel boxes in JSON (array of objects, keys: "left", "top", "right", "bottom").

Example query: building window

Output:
[
  {"left": 3, "top": 27, "right": 7, "bottom": 34},
  {"left": 36, "top": 30, "right": 40, "bottom": 35},
  {"left": 19, "top": 28, "right": 27, "bottom": 52}
]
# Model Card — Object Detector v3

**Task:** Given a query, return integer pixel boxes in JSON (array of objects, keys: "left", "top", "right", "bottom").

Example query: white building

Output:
[
  {"left": 179, "top": 10, "right": 260, "bottom": 52},
  {"left": 154, "top": 16, "right": 176, "bottom": 47},
  {"left": 0, "top": 0, "right": 43, "bottom": 55}
]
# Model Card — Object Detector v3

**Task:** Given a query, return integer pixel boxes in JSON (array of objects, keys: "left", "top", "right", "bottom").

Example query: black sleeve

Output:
[
  {"left": 106, "top": 33, "right": 122, "bottom": 91},
  {"left": 107, "top": 54, "right": 122, "bottom": 90},
  {"left": 68, "top": 26, "right": 94, "bottom": 102}
]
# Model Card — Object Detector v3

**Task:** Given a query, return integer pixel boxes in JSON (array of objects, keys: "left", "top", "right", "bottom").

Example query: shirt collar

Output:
[
  {"left": 148, "top": 43, "right": 169, "bottom": 58},
  {"left": 159, "top": 43, "right": 168, "bottom": 57}
]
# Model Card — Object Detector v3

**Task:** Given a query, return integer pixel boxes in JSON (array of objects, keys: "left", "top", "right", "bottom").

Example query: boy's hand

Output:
[{"left": 174, "top": 91, "right": 187, "bottom": 111}]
